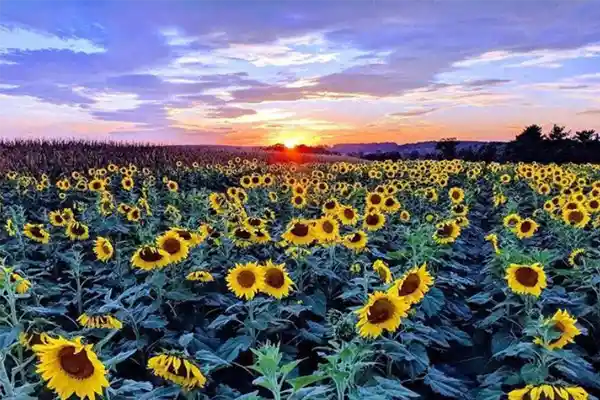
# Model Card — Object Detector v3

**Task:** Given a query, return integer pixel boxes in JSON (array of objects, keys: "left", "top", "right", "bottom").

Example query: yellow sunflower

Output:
[
  {"left": 356, "top": 291, "right": 409, "bottom": 339},
  {"left": 337, "top": 205, "right": 359, "bottom": 225},
  {"left": 148, "top": 354, "right": 207, "bottom": 390},
  {"left": 515, "top": 218, "right": 538, "bottom": 239},
  {"left": 363, "top": 210, "right": 386, "bottom": 231},
  {"left": 0, "top": 267, "right": 31, "bottom": 294},
  {"left": 484, "top": 233, "right": 500, "bottom": 254},
  {"left": 503, "top": 213, "right": 521, "bottom": 230},
  {"left": 291, "top": 194, "right": 307, "bottom": 209},
  {"left": 261, "top": 260, "right": 294, "bottom": 299},
  {"left": 33, "top": 336, "right": 109, "bottom": 400},
  {"left": 156, "top": 231, "right": 190, "bottom": 264},
  {"left": 166, "top": 180, "right": 179, "bottom": 192},
  {"left": 505, "top": 263, "right": 547, "bottom": 297},
  {"left": 372, "top": 260, "right": 392, "bottom": 284},
  {"left": 534, "top": 309, "right": 581, "bottom": 350},
  {"left": 88, "top": 179, "right": 106, "bottom": 192},
  {"left": 126, "top": 207, "right": 141, "bottom": 222},
  {"left": 66, "top": 221, "right": 89, "bottom": 241},
  {"left": 226, "top": 262, "right": 265, "bottom": 300},
  {"left": 568, "top": 248, "right": 585, "bottom": 268},
  {"left": 448, "top": 187, "right": 465, "bottom": 204},
  {"left": 399, "top": 210, "right": 411, "bottom": 222},
  {"left": 342, "top": 230, "right": 368, "bottom": 252},
  {"left": 186, "top": 271, "right": 214, "bottom": 282},
  {"left": 314, "top": 215, "right": 340, "bottom": 243},
  {"left": 366, "top": 191, "right": 384, "bottom": 209},
  {"left": 121, "top": 176, "right": 134, "bottom": 191},
  {"left": 388, "top": 263, "right": 434, "bottom": 305},
  {"left": 562, "top": 206, "right": 590, "bottom": 228},
  {"left": 131, "top": 245, "right": 170, "bottom": 270},
  {"left": 508, "top": 384, "right": 588, "bottom": 400},
  {"left": 230, "top": 226, "right": 255, "bottom": 247},
  {"left": 19, "top": 331, "right": 50, "bottom": 350},
  {"left": 23, "top": 223, "right": 50, "bottom": 244},
  {"left": 282, "top": 219, "right": 314, "bottom": 246},
  {"left": 48, "top": 211, "right": 67, "bottom": 227},
  {"left": 77, "top": 314, "right": 123, "bottom": 329},
  {"left": 433, "top": 220, "right": 461, "bottom": 244},
  {"left": 322, "top": 198, "right": 339, "bottom": 215},
  {"left": 170, "top": 227, "right": 203, "bottom": 247},
  {"left": 93, "top": 237, "right": 113, "bottom": 262}
]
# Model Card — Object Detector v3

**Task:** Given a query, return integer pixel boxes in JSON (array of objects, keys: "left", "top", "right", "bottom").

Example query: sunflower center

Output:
[
  {"left": 349, "top": 233, "right": 363, "bottom": 243},
  {"left": 101, "top": 243, "right": 111, "bottom": 254},
  {"left": 176, "top": 230, "right": 192, "bottom": 240},
  {"left": 140, "top": 248, "right": 164, "bottom": 262},
  {"left": 451, "top": 191, "right": 460, "bottom": 199},
  {"left": 59, "top": 346, "right": 95, "bottom": 379},
  {"left": 398, "top": 273, "right": 421, "bottom": 296},
  {"left": 573, "top": 253, "right": 584, "bottom": 266},
  {"left": 55, "top": 215, "right": 64, "bottom": 224},
  {"left": 325, "top": 201, "right": 336, "bottom": 210},
  {"left": 322, "top": 221, "right": 334, "bottom": 234},
  {"left": 251, "top": 177, "right": 260, "bottom": 184},
  {"left": 343, "top": 208, "right": 355, "bottom": 219},
  {"left": 161, "top": 238, "right": 181, "bottom": 254},
  {"left": 237, "top": 270, "right": 256, "bottom": 288},
  {"left": 515, "top": 267, "right": 539, "bottom": 287},
  {"left": 385, "top": 198, "right": 395, "bottom": 207},
  {"left": 166, "top": 359, "right": 188, "bottom": 377},
  {"left": 265, "top": 268, "right": 285, "bottom": 289},
  {"left": 520, "top": 221, "right": 532, "bottom": 233},
  {"left": 235, "top": 229, "right": 252, "bottom": 240},
  {"left": 366, "top": 214, "right": 380, "bottom": 226},
  {"left": 294, "top": 196, "right": 303, "bottom": 205},
  {"left": 367, "top": 298, "right": 395, "bottom": 324},
  {"left": 567, "top": 210, "right": 584, "bottom": 224},
  {"left": 437, "top": 224, "right": 453, "bottom": 237},
  {"left": 92, "top": 182, "right": 101, "bottom": 190},
  {"left": 290, "top": 223, "right": 309, "bottom": 237},
  {"left": 30, "top": 226, "right": 44, "bottom": 238},
  {"left": 370, "top": 194, "right": 382, "bottom": 205},
  {"left": 248, "top": 218, "right": 261, "bottom": 227},
  {"left": 71, "top": 224, "right": 86, "bottom": 236}
]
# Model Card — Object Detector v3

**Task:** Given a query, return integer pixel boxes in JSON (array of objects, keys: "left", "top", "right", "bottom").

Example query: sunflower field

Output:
[{"left": 1, "top": 153, "right": 600, "bottom": 400}]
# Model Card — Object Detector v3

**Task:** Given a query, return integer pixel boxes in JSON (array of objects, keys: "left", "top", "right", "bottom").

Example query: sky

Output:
[{"left": 0, "top": 0, "right": 599, "bottom": 147}]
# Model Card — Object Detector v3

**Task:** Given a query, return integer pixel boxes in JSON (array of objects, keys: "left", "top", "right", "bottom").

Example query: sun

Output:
[{"left": 283, "top": 139, "right": 298, "bottom": 148}]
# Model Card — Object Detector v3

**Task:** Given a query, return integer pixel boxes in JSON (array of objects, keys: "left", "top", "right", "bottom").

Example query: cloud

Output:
[
  {"left": 390, "top": 108, "right": 439, "bottom": 118},
  {"left": 0, "top": 83, "right": 94, "bottom": 106},
  {"left": 0, "top": 25, "right": 105, "bottom": 54},
  {"left": 206, "top": 106, "right": 257, "bottom": 118},
  {"left": 577, "top": 109, "right": 600, "bottom": 116}
]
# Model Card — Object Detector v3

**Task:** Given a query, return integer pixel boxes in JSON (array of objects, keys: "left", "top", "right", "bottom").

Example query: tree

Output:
[
  {"left": 515, "top": 124, "right": 543, "bottom": 143},
  {"left": 547, "top": 124, "right": 569, "bottom": 141},
  {"left": 436, "top": 138, "right": 458, "bottom": 159},
  {"left": 575, "top": 129, "right": 597, "bottom": 143}
]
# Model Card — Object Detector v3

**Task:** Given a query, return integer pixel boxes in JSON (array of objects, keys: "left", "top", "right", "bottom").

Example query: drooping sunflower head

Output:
[
  {"left": 65, "top": 221, "right": 89, "bottom": 241},
  {"left": 0, "top": 267, "right": 31, "bottom": 294},
  {"left": 282, "top": 219, "right": 314, "bottom": 246},
  {"left": 484, "top": 233, "right": 501, "bottom": 254},
  {"left": 515, "top": 218, "right": 539, "bottom": 239},
  {"left": 131, "top": 245, "right": 170, "bottom": 270},
  {"left": 508, "top": 384, "right": 588, "bottom": 400},
  {"left": 148, "top": 353, "right": 207, "bottom": 390},
  {"left": 23, "top": 223, "right": 50, "bottom": 244},
  {"left": 33, "top": 336, "right": 109, "bottom": 400},
  {"left": 261, "top": 260, "right": 294, "bottom": 299},
  {"left": 356, "top": 291, "right": 410, "bottom": 339},
  {"left": 389, "top": 263, "right": 434, "bottom": 305},
  {"left": 568, "top": 248, "right": 585, "bottom": 268},
  {"left": 93, "top": 237, "right": 114, "bottom": 262},
  {"left": 534, "top": 309, "right": 581, "bottom": 350},
  {"left": 186, "top": 270, "right": 214, "bottom": 282},
  {"left": 342, "top": 230, "right": 368, "bottom": 252},
  {"left": 372, "top": 260, "right": 392, "bottom": 284},
  {"left": 505, "top": 263, "right": 547, "bottom": 297},
  {"left": 399, "top": 210, "right": 411, "bottom": 222},
  {"left": 77, "top": 313, "right": 123, "bottom": 329},
  {"left": 226, "top": 262, "right": 265, "bottom": 300},
  {"left": 19, "top": 331, "right": 50, "bottom": 350},
  {"left": 156, "top": 231, "right": 190, "bottom": 264},
  {"left": 433, "top": 220, "right": 461, "bottom": 244},
  {"left": 363, "top": 211, "right": 386, "bottom": 231}
]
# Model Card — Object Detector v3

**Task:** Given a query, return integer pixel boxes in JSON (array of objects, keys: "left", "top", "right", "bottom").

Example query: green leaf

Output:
[
  {"left": 280, "top": 359, "right": 301, "bottom": 377},
  {"left": 288, "top": 374, "right": 325, "bottom": 392},
  {"left": 373, "top": 376, "right": 420, "bottom": 399},
  {"left": 104, "top": 349, "right": 137, "bottom": 369},
  {"left": 424, "top": 367, "right": 468, "bottom": 399},
  {"left": 520, "top": 363, "right": 548, "bottom": 385},
  {"left": 219, "top": 335, "right": 252, "bottom": 362}
]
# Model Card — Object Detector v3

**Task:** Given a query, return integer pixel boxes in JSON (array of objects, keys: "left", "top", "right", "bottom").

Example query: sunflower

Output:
[
  {"left": 568, "top": 248, "right": 585, "bottom": 268},
  {"left": 251, "top": 228, "right": 272, "bottom": 244},
  {"left": 366, "top": 192, "right": 384, "bottom": 209},
  {"left": 166, "top": 180, "right": 179, "bottom": 192},
  {"left": 508, "top": 384, "right": 588, "bottom": 400},
  {"left": 356, "top": 291, "right": 409, "bottom": 338},
  {"left": 399, "top": 210, "right": 411, "bottom": 222},
  {"left": 282, "top": 219, "right": 314, "bottom": 246},
  {"left": 314, "top": 215, "right": 340, "bottom": 243},
  {"left": 20, "top": 331, "right": 50, "bottom": 350},
  {"left": 291, "top": 194, "right": 307, "bottom": 209},
  {"left": 562, "top": 206, "right": 590, "bottom": 228},
  {"left": 363, "top": 211, "right": 386, "bottom": 231},
  {"left": 48, "top": 211, "right": 67, "bottom": 227},
  {"left": 342, "top": 230, "right": 368, "bottom": 252},
  {"left": 515, "top": 218, "right": 538, "bottom": 239},
  {"left": 337, "top": 205, "right": 359, "bottom": 225},
  {"left": 505, "top": 263, "right": 547, "bottom": 297},
  {"left": 372, "top": 260, "right": 392, "bottom": 284},
  {"left": 126, "top": 207, "right": 141, "bottom": 222},
  {"left": 131, "top": 245, "right": 170, "bottom": 270},
  {"left": 77, "top": 314, "right": 123, "bottom": 330},
  {"left": 451, "top": 203, "right": 469, "bottom": 217},
  {"left": 66, "top": 221, "right": 89, "bottom": 241},
  {"left": 5, "top": 218, "right": 16, "bottom": 236},
  {"left": 170, "top": 227, "right": 203, "bottom": 247},
  {"left": 23, "top": 223, "right": 50, "bottom": 244},
  {"left": 448, "top": 187, "right": 465, "bottom": 204},
  {"left": 433, "top": 220, "right": 461, "bottom": 244},
  {"left": 261, "top": 260, "right": 294, "bottom": 299},
  {"left": 322, "top": 198, "right": 339, "bottom": 215},
  {"left": 88, "top": 179, "right": 106, "bottom": 192},
  {"left": 380, "top": 196, "right": 401, "bottom": 213},
  {"left": 484, "top": 233, "right": 500, "bottom": 254},
  {"left": 186, "top": 271, "right": 214, "bottom": 282},
  {"left": 534, "top": 309, "right": 581, "bottom": 350},
  {"left": 156, "top": 231, "right": 190, "bottom": 264},
  {"left": 389, "top": 263, "right": 434, "bottom": 305},
  {"left": 0, "top": 267, "right": 31, "bottom": 294},
  {"left": 230, "top": 226, "right": 255, "bottom": 247},
  {"left": 33, "top": 336, "right": 109, "bottom": 400},
  {"left": 148, "top": 354, "right": 207, "bottom": 390},
  {"left": 209, "top": 192, "right": 226, "bottom": 213},
  {"left": 268, "top": 191, "right": 278, "bottom": 202},
  {"left": 503, "top": 213, "right": 521, "bottom": 230},
  {"left": 244, "top": 217, "right": 266, "bottom": 230},
  {"left": 226, "top": 262, "right": 265, "bottom": 300}
]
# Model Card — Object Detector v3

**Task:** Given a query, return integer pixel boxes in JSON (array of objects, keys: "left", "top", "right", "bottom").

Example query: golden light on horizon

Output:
[{"left": 273, "top": 130, "right": 319, "bottom": 148}]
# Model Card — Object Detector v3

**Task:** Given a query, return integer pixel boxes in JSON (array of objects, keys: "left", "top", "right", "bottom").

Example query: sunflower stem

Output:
[{"left": 0, "top": 353, "right": 14, "bottom": 397}]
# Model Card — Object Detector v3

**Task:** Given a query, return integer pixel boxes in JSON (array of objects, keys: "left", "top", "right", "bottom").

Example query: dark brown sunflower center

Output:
[
  {"left": 437, "top": 224, "right": 453, "bottom": 237},
  {"left": 567, "top": 210, "right": 584, "bottom": 224},
  {"left": 385, "top": 198, "right": 395, "bottom": 207},
  {"left": 101, "top": 243, "right": 111, "bottom": 254},
  {"left": 451, "top": 191, "right": 460, "bottom": 199},
  {"left": 54, "top": 215, "right": 64, "bottom": 223},
  {"left": 590, "top": 200, "right": 599, "bottom": 209},
  {"left": 566, "top": 202, "right": 579, "bottom": 210},
  {"left": 234, "top": 229, "right": 252, "bottom": 240},
  {"left": 92, "top": 182, "right": 101, "bottom": 190},
  {"left": 520, "top": 221, "right": 532, "bottom": 233},
  {"left": 322, "top": 221, "right": 334, "bottom": 234},
  {"left": 265, "top": 268, "right": 285, "bottom": 289},
  {"left": 162, "top": 238, "right": 181, "bottom": 254},
  {"left": 71, "top": 224, "right": 86, "bottom": 236},
  {"left": 290, "top": 223, "right": 309, "bottom": 237},
  {"left": 343, "top": 208, "right": 355, "bottom": 219},
  {"left": 130, "top": 210, "right": 140, "bottom": 219},
  {"left": 166, "top": 359, "right": 188, "bottom": 377},
  {"left": 398, "top": 273, "right": 421, "bottom": 296},
  {"left": 325, "top": 201, "right": 336, "bottom": 210},
  {"left": 243, "top": 178, "right": 251, "bottom": 185},
  {"left": 294, "top": 196, "right": 303, "bottom": 205},
  {"left": 251, "top": 177, "right": 260, "bottom": 184},
  {"left": 454, "top": 205, "right": 464, "bottom": 214},
  {"left": 367, "top": 298, "right": 395, "bottom": 324},
  {"left": 573, "top": 253, "right": 583, "bottom": 266},
  {"left": 264, "top": 177, "right": 271, "bottom": 184},
  {"left": 370, "top": 194, "right": 382, "bottom": 205},
  {"left": 515, "top": 267, "right": 539, "bottom": 287},
  {"left": 350, "top": 233, "right": 363, "bottom": 243},
  {"left": 29, "top": 333, "right": 44, "bottom": 346},
  {"left": 59, "top": 346, "right": 95, "bottom": 379},
  {"left": 237, "top": 270, "right": 256, "bottom": 288},
  {"left": 140, "top": 248, "right": 164, "bottom": 262},
  {"left": 30, "top": 226, "right": 44, "bottom": 238},
  {"left": 366, "top": 214, "right": 380, "bottom": 226},
  {"left": 175, "top": 230, "right": 192, "bottom": 240},
  {"left": 248, "top": 218, "right": 261, "bottom": 227}
]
